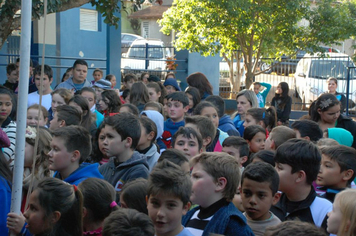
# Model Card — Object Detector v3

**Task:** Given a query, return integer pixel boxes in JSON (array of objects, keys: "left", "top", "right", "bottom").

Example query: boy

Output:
[
  {"left": 158, "top": 149, "right": 190, "bottom": 175},
  {"left": 123, "top": 73, "right": 138, "bottom": 90},
  {"left": 316, "top": 145, "right": 356, "bottom": 202},
  {"left": 147, "top": 160, "right": 193, "bottom": 236},
  {"left": 56, "top": 59, "right": 91, "bottom": 92},
  {"left": 163, "top": 78, "right": 181, "bottom": 94},
  {"left": 49, "top": 125, "right": 103, "bottom": 185},
  {"left": 291, "top": 119, "right": 323, "bottom": 143},
  {"left": 3, "top": 63, "right": 18, "bottom": 92},
  {"left": 240, "top": 162, "right": 281, "bottom": 236},
  {"left": 99, "top": 112, "right": 149, "bottom": 191},
  {"left": 185, "top": 115, "right": 216, "bottom": 152},
  {"left": 163, "top": 92, "right": 189, "bottom": 148},
  {"left": 49, "top": 105, "right": 81, "bottom": 131},
  {"left": 172, "top": 126, "right": 203, "bottom": 160},
  {"left": 265, "top": 126, "right": 296, "bottom": 150},
  {"left": 222, "top": 136, "right": 249, "bottom": 169},
  {"left": 78, "top": 87, "right": 104, "bottom": 127},
  {"left": 28, "top": 64, "right": 53, "bottom": 110},
  {"left": 271, "top": 139, "right": 332, "bottom": 229},
  {"left": 183, "top": 152, "right": 254, "bottom": 236}
]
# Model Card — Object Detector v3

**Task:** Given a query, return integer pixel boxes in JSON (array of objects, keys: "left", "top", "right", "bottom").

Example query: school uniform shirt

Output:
[
  {"left": 1, "top": 117, "right": 16, "bottom": 166},
  {"left": 27, "top": 92, "right": 52, "bottom": 110},
  {"left": 54, "top": 162, "right": 104, "bottom": 186},
  {"left": 243, "top": 211, "right": 281, "bottom": 236},
  {"left": 163, "top": 118, "right": 185, "bottom": 148}
]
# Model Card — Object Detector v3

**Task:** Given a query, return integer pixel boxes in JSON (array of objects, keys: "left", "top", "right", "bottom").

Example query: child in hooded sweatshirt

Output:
[{"left": 141, "top": 110, "right": 166, "bottom": 153}]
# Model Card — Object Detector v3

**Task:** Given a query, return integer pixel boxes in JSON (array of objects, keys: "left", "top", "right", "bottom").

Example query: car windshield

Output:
[
  {"left": 127, "top": 45, "right": 164, "bottom": 59},
  {"left": 309, "top": 58, "right": 356, "bottom": 80}
]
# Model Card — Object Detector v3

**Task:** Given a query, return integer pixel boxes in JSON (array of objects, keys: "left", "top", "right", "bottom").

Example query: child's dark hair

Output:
[
  {"left": 320, "top": 145, "right": 356, "bottom": 185},
  {"left": 246, "top": 107, "right": 277, "bottom": 131},
  {"left": 101, "top": 90, "right": 121, "bottom": 113},
  {"left": 56, "top": 105, "right": 82, "bottom": 126},
  {"left": 123, "top": 73, "right": 138, "bottom": 83},
  {"left": 69, "top": 95, "right": 92, "bottom": 132},
  {"left": 146, "top": 82, "right": 161, "bottom": 96},
  {"left": 120, "top": 103, "right": 139, "bottom": 116},
  {"left": 103, "top": 112, "right": 141, "bottom": 149},
  {"left": 172, "top": 126, "right": 203, "bottom": 150},
  {"left": 36, "top": 178, "right": 83, "bottom": 236},
  {"left": 166, "top": 91, "right": 189, "bottom": 107},
  {"left": 91, "top": 122, "right": 106, "bottom": 163},
  {"left": 222, "top": 136, "right": 249, "bottom": 158},
  {"left": 241, "top": 162, "right": 279, "bottom": 195},
  {"left": 120, "top": 178, "right": 148, "bottom": 214},
  {"left": 309, "top": 93, "right": 340, "bottom": 122},
  {"left": 148, "top": 159, "right": 192, "bottom": 205},
  {"left": 122, "top": 89, "right": 130, "bottom": 101},
  {"left": 78, "top": 87, "right": 97, "bottom": 101},
  {"left": 291, "top": 119, "right": 323, "bottom": 142},
  {"left": 28, "top": 104, "right": 49, "bottom": 119},
  {"left": 185, "top": 87, "right": 201, "bottom": 110},
  {"left": 186, "top": 72, "right": 213, "bottom": 97},
  {"left": 185, "top": 116, "right": 216, "bottom": 144},
  {"left": 144, "top": 101, "right": 163, "bottom": 114},
  {"left": 6, "top": 63, "right": 17, "bottom": 75},
  {"left": 0, "top": 86, "right": 16, "bottom": 120},
  {"left": 130, "top": 82, "right": 149, "bottom": 106},
  {"left": 93, "top": 68, "right": 103, "bottom": 76},
  {"left": 51, "top": 125, "right": 91, "bottom": 163},
  {"left": 275, "top": 139, "right": 321, "bottom": 185},
  {"left": 251, "top": 150, "right": 275, "bottom": 167},
  {"left": 265, "top": 220, "right": 328, "bottom": 236},
  {"left": 243, "top": 125, "right": 266, "bottom": 141},
  {"left": 205, "top": 95, "right": 226, "bottom": 118},
  {"left": 274, "top": 82, "right": 290, "bottom": 109},
  {"left": 73, "top": 59, "right": 88, "bottom": 69},
  {"left": 139, "top": 116, "right": 157, "bottom": 144},
  {"left": 78, "top": 178, "right": 118, "bottom": 223},
  {"left": 34, "top": 64, "right": 53, "bottom": 79},
  {"left": 158, "top": 149, "right": 189, "bottom": 167},
  {"left": 102, "top": 208, "right": 154, "bottom": 236},
  {"left": 193, "top": 101, "right": 219, "bottom": 116}
]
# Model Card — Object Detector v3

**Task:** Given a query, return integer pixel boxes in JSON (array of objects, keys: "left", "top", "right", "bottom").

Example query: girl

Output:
[
  {"left": 137, "top": 116, "right": 160, "bottom": 171},
  {"left": 327, "top": 188, "right": 356, "bottom": 236},
  {"left": 186, "top": 72, "right": 213, "bottom": 99},
  {"left": 23, "top": 178, "right": 83, "bottom": 235},
  {"left": 271, "top": 82, "right": 292, "bottom": 126},
  {"left": 243, "top": 107, "right": 277, "bottom": 136},
  {"left": 232, "top": 89, "right": 258, "bottom": 136},
  {"left": 27, "top": 104, "right": 48, "bottom": 127},
  {"left": 243, "top": 125, "right": 266, "bottom": 155},
  {"left": 130, "top": 82, "right": 149, "bottom": 113},
  {"left": 0, "top": 86, "right": 16, "bottom": 165},
  {"left": 310, "top": 93, "right": 356, "bottom": 148},
  {"left": 99, "top": 90, "right": 121, "bottom": 117},
  {"left": 69, "top": 95, "right": 96, "bottom": 134},
  {"left": 92, "top": 68, "right": 103, "bottom": 83},
  {"left": 146, "top": 82, "right": 162, "bottom": 103},
  {"left": 140, "top": 72, "right": 150, "bottom": 84},
  {"left": 119, "top": 103, "right": 140, "bottom": 116},
  {"left": 91, "top": 123, "right": 110, "bottom": 165},
  {"left": 185, "top": 86, "right": 201, "bottom": 116},
  {"left": 120, "top": 178, "right": 148, "bottom": 214},
  {"left": 48, "top": 88, "right": 73, "bottom": 125},
  {"left": 105, "top": 74, "right": 117, "bottom": 88},
  {"left": 324, "top": 77, "right": 346, "bottom": 112},
  {"left": 78, "top": 178, "right": 118, "bottom": 235},
  {"left": 194, "top": 101, "right": 229, "bottom": 152}
]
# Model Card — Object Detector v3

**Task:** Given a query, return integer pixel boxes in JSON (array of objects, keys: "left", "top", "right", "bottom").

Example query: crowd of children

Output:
[{"left": 1, "top": 58, "right": 356, "bottom": 236}]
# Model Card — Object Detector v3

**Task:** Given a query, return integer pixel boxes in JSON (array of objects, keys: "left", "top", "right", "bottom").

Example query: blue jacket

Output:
[
  {"left": 94, "top": 109, "right": 104, "bottom": 128},
  {"left": 99, "top": 152, "right": 149, "bottom": 191},
  {"left": 0, "top": 177, "right": 11, "bottom": 235},
  {"left": 182, "top": 202, "right": 254, "bottom": 236},
  {"left": 219, "top": 115, "right": 240, "bottom": 136},
  {"left": 54, "top": 162, "right": 103, "bottom": 185},
  {"left": 233, "top": 114, "right": 245, "bottom": 136}
]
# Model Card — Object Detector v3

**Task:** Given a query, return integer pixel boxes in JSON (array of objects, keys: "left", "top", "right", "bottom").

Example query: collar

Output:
[
  {"left": 275, "top": 187, "right": 317, "bottom": 213},
  {"left": 198, "top": 198, "right": 229, "bottom": 219}
]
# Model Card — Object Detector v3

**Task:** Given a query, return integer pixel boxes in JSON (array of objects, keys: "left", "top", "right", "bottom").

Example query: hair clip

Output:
[
  {"left": 319, "top": 98, "right": 333, "bottom": 109},
  {"left": 73, "top": 185, "right": 78, "bottom": 192},
  {"left": 25, "top": 126, "right": 37, "bottom": 140},
  {"left": 110, "top": 201, "right": 117, "bottom": 208}
]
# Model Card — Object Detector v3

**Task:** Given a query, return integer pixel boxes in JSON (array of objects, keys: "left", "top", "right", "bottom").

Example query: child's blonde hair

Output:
[{"left": 334, "top": 188, "right": 356, "bottom": 236}]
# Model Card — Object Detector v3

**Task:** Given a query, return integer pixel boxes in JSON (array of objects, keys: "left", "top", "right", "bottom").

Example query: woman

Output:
[
  {"left": 231, "top": 89, "right": 258, "bottom": 136},
  {"left": 323, "top": 77, "right": 346, "bottom": 112},
  {"left": 271, "top": 82, "right": 292, "bottom": 126},
  {"left": 186, "top": 72, "right": 213, "bottom": 99},
  {"left": 309, "top": 93, "right": 356, "bottom": 148}
]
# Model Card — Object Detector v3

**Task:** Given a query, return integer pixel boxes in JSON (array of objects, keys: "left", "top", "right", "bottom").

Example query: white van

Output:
[{"left": 294, "top": 52, "right": 356, "bottom": 107}]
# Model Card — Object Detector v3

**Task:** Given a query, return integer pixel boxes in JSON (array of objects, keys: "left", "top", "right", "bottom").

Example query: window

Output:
[{"left": 80, "top": 9, "right": 98, "bottom": 31}]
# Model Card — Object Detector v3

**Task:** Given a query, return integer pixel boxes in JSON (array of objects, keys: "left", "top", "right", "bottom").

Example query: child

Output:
[
  {"left": 27, "top": 104, "right": 48, "bottom": 127},
  {"left": 48, "top": 88, "right": 73, "bottom": 124},
  {"left": 194, "top": 101, "right": 229, "bottom": 152},
  {"left": 243, "top": 107, "right": 277, "bottom": 135},
  {"left": 49, "top": 105, "right": 81, "bottom": 130},
  {"left": 141, "top": 109, "right": 165, "bottom": 152},
  {"left": 243, "top": 125, "right": 266, "bottom": 154},
  {"left": 69, "top": 95, "right": 96, "bottom": 134},
  {"left": 327, "top": 188, "right": 356, "bottom": 236},
  {"left": 185, "top": 115, "right": 216, "bottom": 152},
  {"left": 316, "top": 145, "right": 356, "bottom": 202},
  {"left": 90, "top": 123, "right": 110, "bottom": 165},
  {"left": 183, "top": 152, "right": 254, "bottom": 236},
  {"left": 120, "top": 178, "right": 148, "bottom": 214},
  {"left": 222, "top": 136, "right": 249, "bottom": 169},
  {"left": 271, "top": 139, "right": 332, "bottom": 229},
  {"left": 92, "top": 68, "right": 103, "bottom": 83},
  {"left": 185, "top": 86, "right": 201, "bottom": 116},
  {"left": 27, "top": 64, "right": 53, "bottom": 110},
  {"left": 56, "top": 59, "right": 91, "bottom": 92},
  {"left": 250, "top": 150, "right": 275, "bottom": 167},
  {"left": 147, "top": 160, "right": 193, "bottom": 236},
  {"left": 119, "top": 103, "right": 139, "bottom": 116},
  {"left": 291, "top": 119, "right": 323, "bottom": 143},
  {"left": 137, "top": 116, "right": 160, "bottom": 171},
  {"left": 99, "top": 90, "right": 121, "bottom": 117},
  {"left": 265, "top": 221, "right": 328, "bottom": 236},
  {"left": 323, "top": 127, "right": 354, "bottom": 147},
  {"left": 163, "top": 92, "right": 190, "bottom": 148},
  {"left": 271, "top": 82, "right": 292, "bottom": 126},
  {"left": 78, "top": 87, "right": 105, "bottom": 128},
  {"left": 105, "top": 74, "right": 117, "bottom": 88},
  {"left": 78, "top": 178, "right": 118, "bottom": 235},
  {"left": 122, "top": 73, "right": 138, "bottom": 90},
  {"left": 172, "top": 126, "right": 203, "bottom": 160},
  {"left": 4, "top": 63, "right": 18, "bottom": 92},
  {"left": 103, "top": 208, "right": 154, "bottom": 236},
  {"left": 147, "top": 82, "right": 162, "bottom": 102},
  {"left": 99, "top": 112, "right": 149, "bottom": 191},
  {"left": 144, "top": 101, "right": 163, "bottom": 114},
  {"left": 49, "top": 125, "right": 103, "bottom": 185},
  {"left": 264, "top": 126, "right": 296, "bottom": 150},
  {"left": 24, "top": 178, "right": 83, "bottom": 235},
  {"left": 251, "top": 81, "right": 271, "bottom": 108},
  {"left": 158, "top": 149, "right": 191, "bottom": 175},
  {"left": 164, "top": 77, "right": 181, "bottom": 94},
  {"left": 240, "top": 162, "right": 281, "bottom": 236},
  {"left": 130, "top": 82, "right": 149, "bottom": 113}
]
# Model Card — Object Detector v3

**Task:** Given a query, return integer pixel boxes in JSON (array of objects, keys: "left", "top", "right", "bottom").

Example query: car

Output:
[
  {"left": 294, "top": 52, "right": 356, "bottom": 108},
  {"left": 121, "top": 33, "right": 144, "bottom": 54}
]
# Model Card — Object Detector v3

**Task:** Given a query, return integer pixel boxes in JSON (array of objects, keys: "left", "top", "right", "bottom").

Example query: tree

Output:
[{"left": 159, "top": 0, "right": 356, "bottom": 91}]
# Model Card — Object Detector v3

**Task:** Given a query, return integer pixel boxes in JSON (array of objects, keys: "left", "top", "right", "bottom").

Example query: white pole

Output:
[{"left": 10, "top": 0, "right": 32, "bottom": 226}]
